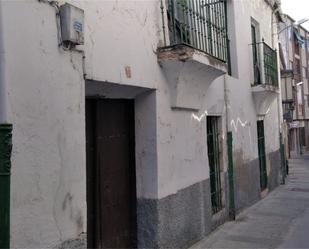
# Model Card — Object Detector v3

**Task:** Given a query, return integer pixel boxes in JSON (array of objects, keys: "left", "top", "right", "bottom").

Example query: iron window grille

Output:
[
  {"left": 160, "top": 0, "right": 230, "bottom": 63},
  {"left": 251, "top": 41, "right": 279, "bottom": 87},
  {"left": 207, "top": 116, "right": 223, "bottom": 214},
  {"left": 257, "top": 120, "right": 267, "bottom": 191}
]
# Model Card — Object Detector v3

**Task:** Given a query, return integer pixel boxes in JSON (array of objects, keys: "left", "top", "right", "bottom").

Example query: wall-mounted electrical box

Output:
[{"left": 60, "top": 3, "right": 84, "bottom": 45}]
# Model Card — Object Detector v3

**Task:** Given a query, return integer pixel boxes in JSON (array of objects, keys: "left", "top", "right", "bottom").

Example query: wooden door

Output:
[{"left": 86, "top": 99, "right": 137, "bottom": 249}]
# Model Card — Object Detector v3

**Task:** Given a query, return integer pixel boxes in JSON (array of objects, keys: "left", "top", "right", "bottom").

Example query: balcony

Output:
[
  {"left": 251, "top": 41, "right": 279, "bottom": 116},
  {"left": 252, "top": 41, "right": 279, "bottom": 87},
  {"left": 158, "top": 0, "right": 229, "bottom": 110}
]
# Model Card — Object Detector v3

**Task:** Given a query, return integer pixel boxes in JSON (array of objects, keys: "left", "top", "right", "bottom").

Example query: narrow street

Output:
[
  {"left": 190, "top": 154, "right": 309, "bottom": 249},
  {"left": 3, "top": 1, "right": 309, "bottom": 248}
]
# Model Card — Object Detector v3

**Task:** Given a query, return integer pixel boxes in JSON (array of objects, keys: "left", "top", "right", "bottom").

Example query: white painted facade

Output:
[
  {"left": 279, "top": 14, "right": 309, "bottom": 154},
  {"left": 0, "top": 0, "right": 282, "bottom": 248},
  {"left": 2, "top": 1, "right": 85, "bottom": 247}
]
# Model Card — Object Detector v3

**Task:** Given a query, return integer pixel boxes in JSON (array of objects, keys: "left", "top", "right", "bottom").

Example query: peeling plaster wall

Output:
[
  {"left": 225, "top": 0, "right": 280, "bottom": 160},
  {"left": 3, "top": 1, "right": 86, "bottom": 248},
  {"left": 81, "top": 0, "right": 213, "bottom": 200},
  {"left": 3, "top": 0, "right": 282, "bottom": 247},
  {"left": 224, "top": 0, "right": 281, "bottom": 211},
  {"left": 156, "top": 91, "right": 211, "bottom": 198},
  {"left": 83, "top": 0, "right": 163, "bottom": 89},
  {"left": 80, "top": 0, "right": 281, "bottom": 201},
  {"left": 78, "top": 0, "right": 211, "bottom": 199}
]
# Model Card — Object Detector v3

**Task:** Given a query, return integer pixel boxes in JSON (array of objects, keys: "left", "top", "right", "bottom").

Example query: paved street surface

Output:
[{"left": 190, "top": 154, "right": 309, "bottom": 249}]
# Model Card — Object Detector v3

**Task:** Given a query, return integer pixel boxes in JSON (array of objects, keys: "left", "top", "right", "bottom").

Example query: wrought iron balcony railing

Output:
[
  {"left": 251, "top": 41, "right": 279, "bottom": 87},
  {"left": 160, "top": 0, "right": 229, "bottom": 63}
]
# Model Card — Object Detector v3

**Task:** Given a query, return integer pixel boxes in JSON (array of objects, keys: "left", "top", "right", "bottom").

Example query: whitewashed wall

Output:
[
  {"left": 3, "top": 0, "right": 281, "bottom": 247},
  {"left": 82, "top": 0, "right": 280, "bottom": 199},
  {"left": 3, "top": 1, "right": 85, "bottom": 248}
]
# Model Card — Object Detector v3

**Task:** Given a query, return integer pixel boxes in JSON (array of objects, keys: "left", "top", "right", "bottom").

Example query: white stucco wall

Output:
[
  {"left": 80, "top": 0, "right": 281, "bottom": 200},
  {"left": 3, "top": 0, "right": 282, "bottom": 247},
  {"left": 79, "top": 0, "right": 212, "bottom": 198},
  {"left": 83, "top": 0, "right": 163, "bottom": 89},
  {"left": 225, "top": 0, "right": 280, "bottom": 160},
  {"left": 3, "top": 1, "right": 86, "bottom": 247}
]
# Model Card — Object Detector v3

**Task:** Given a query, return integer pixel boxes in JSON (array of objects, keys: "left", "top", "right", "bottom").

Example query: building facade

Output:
[
  {"left": 279, "top": 14, "right": 309, "bottom": 155},
  {"left": 0, "top": 0, "right": 283, "bottom": 248}
]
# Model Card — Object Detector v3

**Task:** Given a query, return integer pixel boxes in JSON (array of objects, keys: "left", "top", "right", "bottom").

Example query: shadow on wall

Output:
[
  {"left": 233, "top": 149, "right": 282, "bottom": 213},
  {"left": 53, "top": 233, "right": 86, "bottom": 249},
  {"left": 233, "top": 149, "right": 261, "bottom": 212}
]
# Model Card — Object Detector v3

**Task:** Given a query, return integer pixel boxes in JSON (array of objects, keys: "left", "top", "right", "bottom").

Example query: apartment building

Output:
[
  {"left": 0, "top": 0, "right": 283, "bottom": 248},
  {"left": 279, "top": 14, "right": 309, "bottom": 155}
]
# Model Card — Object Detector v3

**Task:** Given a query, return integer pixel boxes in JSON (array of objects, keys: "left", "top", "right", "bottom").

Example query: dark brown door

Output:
[{"left": 86, "top": 99, "right": 137, "bottom": 249}]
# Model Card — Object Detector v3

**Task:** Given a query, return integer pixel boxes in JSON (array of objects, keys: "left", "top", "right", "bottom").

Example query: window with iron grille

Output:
[
  {"left": 207, "top": 116, "right": 222, "bottom": 213},
  {"left": 257, "top": 120, "right": 267, "bottom": 191},
  {"left": 250, "top": 33, "right": 278, "bottom": 87},
  {"left": 294, "top": 58, "right": 301, "bottom": 82},
  {"left": 294, "top": 34, "right": 300, "bottom": 55},
  {"left": 163, "top": 0, "right": 229, "bottom": 63},
  {"left": 263, "top": 42, "right": 279, "bottom": 86}
]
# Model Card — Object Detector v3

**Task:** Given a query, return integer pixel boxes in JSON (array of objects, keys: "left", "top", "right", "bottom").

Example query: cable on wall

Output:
[
  {"left": 37, "top": 0, "right": 87, "bottom": 78},
  {"left": 37, "top": 0, "right": 71, "bottom": 50}
]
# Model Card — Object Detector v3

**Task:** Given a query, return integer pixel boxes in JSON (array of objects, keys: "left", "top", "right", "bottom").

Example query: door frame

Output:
[{"left": 85, "top": 80, "right": 158, "bottom": 249}]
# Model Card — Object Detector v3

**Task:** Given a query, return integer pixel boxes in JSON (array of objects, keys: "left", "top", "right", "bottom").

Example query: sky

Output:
[{"left": 281, "top": 0, "right": 309, "bottom": 30}]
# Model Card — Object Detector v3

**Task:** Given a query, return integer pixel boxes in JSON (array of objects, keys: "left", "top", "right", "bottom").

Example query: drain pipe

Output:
[{"left": 0, "top": 2, "right": 13, "bottom": 249}]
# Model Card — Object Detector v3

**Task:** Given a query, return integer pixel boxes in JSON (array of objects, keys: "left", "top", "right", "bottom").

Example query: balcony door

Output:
[{"left": 251, "top": 22, "right": 261, "bottom": 84}]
